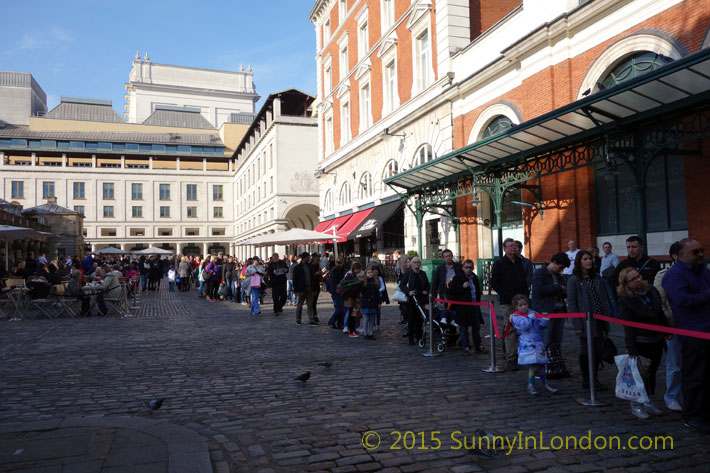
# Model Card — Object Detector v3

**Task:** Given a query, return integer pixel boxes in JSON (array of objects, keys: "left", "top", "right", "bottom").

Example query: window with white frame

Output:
[
  {"left": 324, "top": 190, "right": 334, "bottom": 213},
  {"left": 383, "top": 159, "right": 399, "bottom": 179},
  {"left": 414, "top": 29, "right": 431, "bottom": 92},
  {"left": 339, "top": 181, "right": 352, "bottom": 206},
  {"left": 324, "top": 113, "right": 334, "bottom": 155},
  {"left": 383, "top": 57, "right": 397, "bottom": 114},
  {"left": 324, "top": 64, "right": 332, "bottom": 95},
  {"left": 339, "top": 42, "right": 349, "bottom": 82},
  {"left": 341, "top": 100, "right": 351, "bottom": 144},
  {"left": 323, "top": 18, "right": 331, "bottom": 44},
  {"left": 338, "top": 0, "right": 347, "bottom": 23},
  {"left": 359, "top": 172, "right": 373, "bottom": 200},
  {"left": 382, "top": 0, "right": 395, "bottom": 33},
  {"left": 359, "top": 82, "right": 372, "bottom": 130},
  {"left": 412, "top": 143, "right": 434, "bottom": 167},
  {"left": 357, "top": 17, "right": 368, "bottom": 59}
]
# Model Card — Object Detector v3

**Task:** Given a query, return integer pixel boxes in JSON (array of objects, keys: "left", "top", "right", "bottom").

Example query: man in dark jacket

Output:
[
  {"left": 490, "top": 238, "right": 530, "bottom": 371},
  {"left": 613, "top": 235, "right": 661, "bottom": 288},
  {"left": 267, "top": 253, "right": 289, "bottom": 314},
  {"left": 531, "top": 252, "right": 571, "bottom": 378},
  {"left": 292, "top": 252, "right": 317, "bottom": 325},
  {"left": 431, "top": 249, "right": 462, "bottom": 326},
  {"left": 327, "top": 256, "right": 347, "bottom": 328}
]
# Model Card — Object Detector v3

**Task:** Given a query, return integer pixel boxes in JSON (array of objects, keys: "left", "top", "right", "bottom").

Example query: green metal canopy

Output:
[{"left": 384, "top": 47, "right": 710, "bottom": 193}]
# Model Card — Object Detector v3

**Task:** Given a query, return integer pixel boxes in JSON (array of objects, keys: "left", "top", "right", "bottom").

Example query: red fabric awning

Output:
[
  {"left": 313, "top": 218, "right": 334, "bottom": 233},
  {"left": 334, "top": 208, "right": 374, "bottom": 242},
  {"left": 315, "top": 214, "right": 352, "bottom": 243}
]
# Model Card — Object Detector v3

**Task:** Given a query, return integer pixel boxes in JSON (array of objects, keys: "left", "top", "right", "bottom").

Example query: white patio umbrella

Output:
[
  {"left": 93, "top": 247, "right": 128, "bottom": 255},
  {"left": 247, "top": 228, "right": 342, "bottom": 246},
  {"left": 132, "top": 247, "right": 174, "bottom": 255},
  {"left": 0, "top": 225, "right": 53, "bottom": 270}
]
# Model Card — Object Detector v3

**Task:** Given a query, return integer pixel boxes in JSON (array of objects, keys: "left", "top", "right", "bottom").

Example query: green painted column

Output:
[{"left": 415, "top": 206, "right": 424, "bottom": 259}]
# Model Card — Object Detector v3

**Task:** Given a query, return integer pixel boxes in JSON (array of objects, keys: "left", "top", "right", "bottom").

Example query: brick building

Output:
[{"left": 312, "top": 0, "right": 710, "bottom": 274}]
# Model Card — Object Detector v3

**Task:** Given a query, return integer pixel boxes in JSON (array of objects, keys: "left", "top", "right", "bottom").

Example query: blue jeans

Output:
[
  {"left": 665, "top": 335, "right": 682, "bottom": 404},
  {"left": 460, "top": 316, "right": 482, "bottom": 351},
  {"left": 168, "top": 281, "right": 175, "bottom": 292},
  {"left": 287, "top": 280, "right": 295, "bottom": 303},
  {"left": 363, "top": 313, "right": 375, "bottom": 336},
  {"left": 250, "top": 287, "right": 260, "bottom": 314},
  {"left": 329, "top": 294, "right": 344, "bottom": 327},
  {"left": 224, "top": 278, "right": 234, "bottom": 301},
  {"left": 140, "top": 274, "right": 148, "bottom": 290},
  {"left": 198, "top": 280, "right": 205, "bottom": 297},
  {"left": 602, "top": 278, "right": 618, "bottom": 317}
]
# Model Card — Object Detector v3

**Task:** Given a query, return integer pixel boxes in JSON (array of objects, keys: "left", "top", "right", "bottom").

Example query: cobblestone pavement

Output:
[{"left": 1, "top": 285, "right": 709, "bottom": 472}]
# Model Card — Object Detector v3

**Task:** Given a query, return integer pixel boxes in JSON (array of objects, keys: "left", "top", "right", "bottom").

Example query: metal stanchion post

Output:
[
  {"left": 481, "top": 301, "right": 505, "bottom": 373},
  {"left": 576, "top": 312, "right": 608, "bottom": 406},
  {"left": 422, "top": 294, "right": 441, "bottom": 358}
]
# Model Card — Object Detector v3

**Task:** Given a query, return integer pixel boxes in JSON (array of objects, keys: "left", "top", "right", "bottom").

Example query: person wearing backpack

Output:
[{"left": 327, "top": 256, "right": 347, "bottom": 329}]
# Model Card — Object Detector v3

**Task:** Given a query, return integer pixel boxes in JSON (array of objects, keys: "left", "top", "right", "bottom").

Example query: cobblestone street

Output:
[{"left": 1, "top": 285, "right": 709, "bottom": 472}]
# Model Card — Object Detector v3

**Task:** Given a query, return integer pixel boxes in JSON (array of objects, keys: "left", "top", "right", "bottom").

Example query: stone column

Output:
[
  {"left": 0, "top": 151, "right": 4, "bottom": 166},
  {"left": 62, "top": 153, "right": 67, "bottom": 167},
  {"left": 121, "top": 155, "right": 125, "bottom": 168},
  {"left": 149, "top": 156, "right": 153, "bottom": 169},
  {"left": 91, "top": 154, "right": 96, "bottom": 167},
  {"left": 203, "top": 242, "right": 209, "bottom": 257},
  {"left": 31, "top": 152, "right": 37, "bottom": 166},
  {"left": 176, "top": 157, "right": 180, "bottom": 170},
  {"left": 202, "top": 158, "right": 207, "bottom": 171}
]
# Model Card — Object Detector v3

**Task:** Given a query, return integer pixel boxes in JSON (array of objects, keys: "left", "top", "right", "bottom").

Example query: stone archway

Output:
[{"left": 283, "top": 204, "right": 319, "bottom": 230}]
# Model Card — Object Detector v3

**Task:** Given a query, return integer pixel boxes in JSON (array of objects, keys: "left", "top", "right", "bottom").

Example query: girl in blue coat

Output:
[{"left": 510, "top": 294, "right": 558, "bottom": 395}]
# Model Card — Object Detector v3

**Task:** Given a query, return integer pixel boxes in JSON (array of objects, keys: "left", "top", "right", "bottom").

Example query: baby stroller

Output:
[{"left": 412, "top": 296, "right": 458, "bottom": 353}]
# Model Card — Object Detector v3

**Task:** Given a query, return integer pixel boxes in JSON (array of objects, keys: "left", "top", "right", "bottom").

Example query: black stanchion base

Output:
[{"left": 575, "top": 397, "right": 609, "bottom": 406}]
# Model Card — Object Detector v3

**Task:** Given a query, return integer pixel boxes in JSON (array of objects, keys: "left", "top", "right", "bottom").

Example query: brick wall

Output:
[
  {"left": 455, "top": 0, "right": 710, "bottom": 262},
  {"left": 469, "top": 0, "right": 521, "bottom": 39}
]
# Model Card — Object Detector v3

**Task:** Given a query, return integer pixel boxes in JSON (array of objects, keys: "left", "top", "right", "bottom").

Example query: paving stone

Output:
[{"left": 0, "top": 287, "right": 707, "bottom": 472}]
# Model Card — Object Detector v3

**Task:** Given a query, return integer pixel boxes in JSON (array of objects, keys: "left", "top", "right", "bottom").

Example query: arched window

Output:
[
  {"left": 412, "top": 143, "right": 434, "bottom": 167},
  {"left": 481, "top": 115, "right": 513, "bottom": 139},
  {"left": 600, "top": 52, "right": 672, "bottom": 89},
  {"left": 339, "top": 181, "right": 352, "bottom": 206},
  {"left": 383, "top": 159, "right": 399, "bottom": 179},
  {"left": 323, "top": 190, "right": 334, "bottom": 213},
  {"left": 359, "top": 172, "right": 373, "bottom": 200}
]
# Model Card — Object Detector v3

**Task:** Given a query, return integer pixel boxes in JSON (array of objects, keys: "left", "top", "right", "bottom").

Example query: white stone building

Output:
[
  {"left": 124, "top": 53, "right": 259, "bottom": 128},
  {"left": 233, "top": 90, "right": 320, "bottom": 260}
]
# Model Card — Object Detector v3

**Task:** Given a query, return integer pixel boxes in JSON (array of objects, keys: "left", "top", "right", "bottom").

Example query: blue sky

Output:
[{"left": 2, "top": 0, "right": 317, "bottom": 116}]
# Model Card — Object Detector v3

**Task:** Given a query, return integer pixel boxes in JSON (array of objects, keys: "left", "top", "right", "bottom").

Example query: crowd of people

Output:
[{"left": 3, "top": 235, "right": 708, "bottom": 433}]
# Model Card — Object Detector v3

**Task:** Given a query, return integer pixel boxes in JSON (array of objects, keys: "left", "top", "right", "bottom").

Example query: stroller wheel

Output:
[
  {"left": 418, "top": 339, "right": 425, "bottom": 349},
  {"left": 436, "top": 343, "right": 445, "bottom": 353}
]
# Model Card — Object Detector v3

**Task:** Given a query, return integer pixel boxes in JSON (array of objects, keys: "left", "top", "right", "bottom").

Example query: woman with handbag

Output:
[
  {"left": 567, "top": 250, "right": 612, "bottom": 391},
  {"left": 618, "top": 267, "right": 671, "bottom": 419},
  {"left": 398, "top": 257, "right": 430, "bottom": 346},
  {"left": 245, "top": 258, "right": 266, "bottom": 315}
]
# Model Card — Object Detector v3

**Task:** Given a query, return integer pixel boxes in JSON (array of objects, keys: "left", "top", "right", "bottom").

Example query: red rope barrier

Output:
[{"left": 593, "top": 313, "right": 710, "bottom": 340}]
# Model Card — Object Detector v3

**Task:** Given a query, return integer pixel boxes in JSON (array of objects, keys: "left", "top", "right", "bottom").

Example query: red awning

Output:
[
  {"left": 335, "top": 208, "right": 374, "bottom": 242},
  {"left": 313, "top": 218, "right": 334, "bottom": 233},
  {"left": 316, "top": 214, "right": 352, "bottom": 243}
]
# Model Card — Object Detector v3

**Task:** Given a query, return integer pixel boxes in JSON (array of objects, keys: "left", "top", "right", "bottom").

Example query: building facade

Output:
[
  {"left": 124, "top": 53, "right": 259, "bottom": 129},
  {"left": 312, "top": 0, "right": 710, "bottom": 268},
  {"left": 0, "top": 71, "right": 47, "bottom": 126},
  {"left": 232, "top": 90, "right": 320, "bottom": 260},
  {"left": 309, "top": 0, "right": 522, "bottom": 261}
]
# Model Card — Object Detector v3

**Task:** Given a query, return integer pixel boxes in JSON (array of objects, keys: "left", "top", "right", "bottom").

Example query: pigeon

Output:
[
  {"left": 144, "top": 398, "right": 165, "bottom": 411},
  {"left": 318, "top": 362, "right": 333, "bottom": 368},
  {"left": 581, "top": 88, "right": 591, "bottom": 96},
  {"left": 295, "top": 371, "right": 311, "bottom": 382},
  {"left": 469, "top": 428, "right": 497, "bottom": 458},
  {"left": 596, "top": 81, "right": 607, "bottom": 91}
]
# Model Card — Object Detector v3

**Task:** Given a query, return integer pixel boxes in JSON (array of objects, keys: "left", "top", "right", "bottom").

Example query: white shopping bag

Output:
[{"left": 614, "top": 354, "right": 649, "bottom": 404}]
